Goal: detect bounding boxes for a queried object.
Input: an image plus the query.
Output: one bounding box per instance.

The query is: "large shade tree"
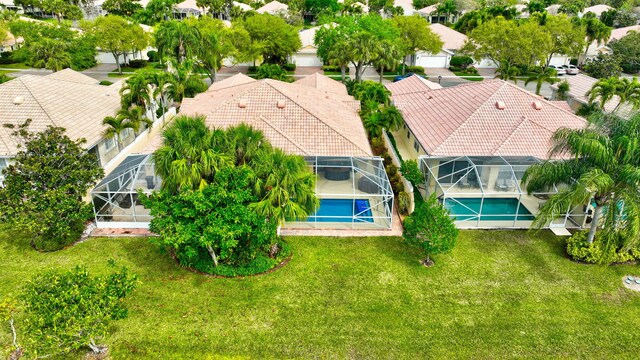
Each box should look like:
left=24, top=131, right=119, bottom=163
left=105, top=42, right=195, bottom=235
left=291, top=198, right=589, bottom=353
left=392, top=15, right=443, bottom=72
left=523, top=114, right=640, bottom=251
left=239, top=13, right=301, bottom=64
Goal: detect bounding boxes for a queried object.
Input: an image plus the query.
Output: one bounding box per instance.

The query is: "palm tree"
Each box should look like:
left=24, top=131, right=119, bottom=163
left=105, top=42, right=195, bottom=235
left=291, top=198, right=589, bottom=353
left=249, top=148, right=319, bottom=225
left=580, top=17, right=611, bottom=65
left=494, top=61, right=521, bottom=84
left=152, top=115, right=232, bottom=193
left=30, top=39, right=71, bottom=72
left=379, top=105, right=404, bottom=131
left=225, top=123, right=271, bottom=165
left=522, top=113, right=640, bottom=250
left=154, top=20, right=201, bottom=64
left=587, top=77, right=620, bottom=110
left=117, top=106, right=153, bottom=134
left=525, top=67, right=558, bottom=95
left=166, top=61, right=208, bottom=104
left=613, top=77, right=640, bottom=113
left=102, top=115, right=139, bottom=151
left=436, top=0, right=458, bottom=23
left=372, top=40, right=402, bottom=83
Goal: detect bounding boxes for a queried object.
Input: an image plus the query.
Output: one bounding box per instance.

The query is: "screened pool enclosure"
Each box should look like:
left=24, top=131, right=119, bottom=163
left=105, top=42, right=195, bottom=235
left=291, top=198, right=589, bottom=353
left=419, top=156, right=588, bottom=229
left=92, top=155, right=393, bottom=230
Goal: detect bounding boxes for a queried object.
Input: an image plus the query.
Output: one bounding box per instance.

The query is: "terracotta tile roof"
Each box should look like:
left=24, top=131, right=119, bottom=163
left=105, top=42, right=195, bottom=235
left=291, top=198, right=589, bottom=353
left=385, top=74, right=442, bottom=95
left=44, top=68, right=100, bottom=85
left=550, top=74, right=636, bottom=117
left=178, top=77, right=372, bottom=157
left=390, top=80, right=588, bottom=159
left=294, top=72, right=350, bottom=96
left=549, top=100, right=574, bottom=113
left=429, top=23, right=467, bottom=51
left=208, top=73, right=256, bottom=91
left=256, top=0, right=288, bottom=13
left=583, top=4, right=613, bottom=16
left=0, top=71, right=121, bottom=157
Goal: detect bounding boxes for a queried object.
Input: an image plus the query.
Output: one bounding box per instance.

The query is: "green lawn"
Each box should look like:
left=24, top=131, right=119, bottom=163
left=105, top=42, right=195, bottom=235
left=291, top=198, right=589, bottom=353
left=0, top=63, right=31, bottom=70
left=1, top=230, right=639, bottom=358
left=454, top=71, right=484, bottom=82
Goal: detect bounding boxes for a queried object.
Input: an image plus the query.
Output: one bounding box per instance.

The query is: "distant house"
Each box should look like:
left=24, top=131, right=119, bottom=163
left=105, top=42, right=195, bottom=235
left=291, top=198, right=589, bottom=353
left=291, top=26, right=324, bottom=67
left=0, top=0, right=23, bottom=13
left=417, top=4, right=459, bottom=24
left=550, top=73, right=637, bottom=118
left=394, top=0, right=416, bottom=16
left=583, top=25, right=640, bottom=61
left=0, top=31, right=22, bottom=53
left=173, top=0, right=203, bottom=18
left=256, top=1, right=288, bottom=15
left=386, top=76, right=589, bottom=230
left=545, top=4, right=561, bottom=15
left=413, top=23, right=466, bottom=68
left=0, top=70, right=130, bottom=181
left=581, top=4, right=614, bottom=18
left=92, top=73, right=394, bottom=230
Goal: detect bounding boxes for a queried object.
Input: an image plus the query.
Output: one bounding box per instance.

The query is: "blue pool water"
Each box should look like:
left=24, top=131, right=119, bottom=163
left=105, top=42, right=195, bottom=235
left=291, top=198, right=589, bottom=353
left=306, top=199, right=373, bottom=223
left=444, top=198, right=534, bottom=221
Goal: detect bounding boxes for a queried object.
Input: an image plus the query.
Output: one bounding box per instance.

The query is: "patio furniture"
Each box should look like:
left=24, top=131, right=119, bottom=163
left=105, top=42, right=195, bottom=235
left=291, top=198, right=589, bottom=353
left=496, top=178, right=508, bottom=192
left=325, top=167, right=351, bottom=181
left=459, top=176, right=471, bottom=189
left=358, top=176, right=378, bottom=194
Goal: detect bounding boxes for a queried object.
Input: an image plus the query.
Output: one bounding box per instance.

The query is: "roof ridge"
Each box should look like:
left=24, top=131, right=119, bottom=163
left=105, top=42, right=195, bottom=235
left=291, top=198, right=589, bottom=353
left=431, top=81, right=504, bottom=154
left=501, top=81, right=588, bottom=123
left=493, top=118, right=551, bottom=155
left=263, top=80, right=372, bottom=156
left=255, top=115, right=312, bottom=156
left=18, top=77, right=58, bottom=127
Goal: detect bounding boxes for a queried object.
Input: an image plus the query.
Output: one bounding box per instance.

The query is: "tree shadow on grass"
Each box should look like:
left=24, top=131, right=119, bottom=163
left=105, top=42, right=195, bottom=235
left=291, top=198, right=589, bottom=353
left=0, top=224, right=34, bottom=253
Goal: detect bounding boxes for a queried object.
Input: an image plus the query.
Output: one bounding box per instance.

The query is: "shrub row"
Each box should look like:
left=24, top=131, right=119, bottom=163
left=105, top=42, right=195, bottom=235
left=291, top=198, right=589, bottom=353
left=371, top=136, right=404, bottom=195
left=566, top=231, right=640, bottom=264
left=322, top=65, right=350, bottom=73
left=450, top=66, right=478, bottom=74
left=128, top=59, right=148, bottom=68
left=450, top=56, right=473, bottom=69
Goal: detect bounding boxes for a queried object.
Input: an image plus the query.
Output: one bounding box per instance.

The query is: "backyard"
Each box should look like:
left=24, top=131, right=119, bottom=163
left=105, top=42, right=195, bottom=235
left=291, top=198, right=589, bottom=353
left=1, top=229, right=639, bottom=358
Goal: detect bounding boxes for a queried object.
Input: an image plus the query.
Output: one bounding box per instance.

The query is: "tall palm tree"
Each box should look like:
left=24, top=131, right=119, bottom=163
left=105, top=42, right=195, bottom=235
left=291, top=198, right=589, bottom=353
left=226, top=123, right=271, bottom=165
left=379, top=105, right=404, bottom=131
left=613, top=77, right=640, bottom=113
left=436, top=0, right=458, bottom=23
left=152, top=115, right=232, bottom=193
left=525, top=67, right=558, bottom=95
left=166, top=61, right=208, bottom=104
left=154, top=20, right=202, bottom=64
left=249, top=148, right=319, bottom=225
left=102, top=115, right=139, bottom=151
left=30, top=39, right=71, bottom=72
left=494, top=61, right=521, bottom=84
left=117, top=106, right=153, bottom=134
left=523, top=113, right=640, bottom=251
left=587, top=77, right=620, bottom=110
left=372, top=40, right=402, bottom=84
left=580, top=17, right=611, bottom=65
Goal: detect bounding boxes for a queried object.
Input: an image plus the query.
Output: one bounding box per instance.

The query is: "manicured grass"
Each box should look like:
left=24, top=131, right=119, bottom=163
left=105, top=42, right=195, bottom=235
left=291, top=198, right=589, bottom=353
left=0, top=63, right=31, bottom=70
left=454, top=71, right=484, bottom=81
left=1, top=230, right=639, bottom=358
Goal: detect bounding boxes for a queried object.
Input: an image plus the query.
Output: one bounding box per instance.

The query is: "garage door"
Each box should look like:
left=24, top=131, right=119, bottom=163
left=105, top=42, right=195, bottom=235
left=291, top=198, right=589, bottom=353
left=294, top=53, right=323, bottom=67
left=416, top=55, right=447, bottom=68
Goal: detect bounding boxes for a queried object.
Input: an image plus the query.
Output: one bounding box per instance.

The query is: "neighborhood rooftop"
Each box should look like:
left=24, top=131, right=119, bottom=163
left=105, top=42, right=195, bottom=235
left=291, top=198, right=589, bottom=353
left=176, top=73, right=372, bottom=157
left=0, top=69, right=121, bottom=157
left=385, top=74, right=442, bottom=95
left=429, top=23, right=467, bottom=51
left=389, top=79, right=588, bottom=159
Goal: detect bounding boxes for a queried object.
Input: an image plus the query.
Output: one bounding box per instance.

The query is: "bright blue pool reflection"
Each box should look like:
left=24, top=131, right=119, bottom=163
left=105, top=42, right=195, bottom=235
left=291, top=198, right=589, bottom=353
left=306, top=199, right=373, bottom=223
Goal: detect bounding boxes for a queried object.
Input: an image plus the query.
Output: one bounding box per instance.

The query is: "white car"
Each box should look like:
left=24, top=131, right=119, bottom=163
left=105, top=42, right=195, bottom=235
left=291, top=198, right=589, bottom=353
left=547, top=65, right=566, bottom=76
left=561, top=64, right=580, bottom=75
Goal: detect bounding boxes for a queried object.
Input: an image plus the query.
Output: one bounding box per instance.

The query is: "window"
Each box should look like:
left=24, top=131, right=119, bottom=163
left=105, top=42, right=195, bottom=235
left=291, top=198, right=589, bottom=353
left=104, top=137, right=116, bottom=151
left=413, top=140, right=420, bottom=152
left=0, top=158, right=8, bottom=183
left=407, top=131, right=410, bottom=139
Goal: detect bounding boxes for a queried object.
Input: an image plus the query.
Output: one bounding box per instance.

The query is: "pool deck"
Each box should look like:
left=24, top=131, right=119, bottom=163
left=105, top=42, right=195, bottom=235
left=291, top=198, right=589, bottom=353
left=280, top=207, right=403, bottom=237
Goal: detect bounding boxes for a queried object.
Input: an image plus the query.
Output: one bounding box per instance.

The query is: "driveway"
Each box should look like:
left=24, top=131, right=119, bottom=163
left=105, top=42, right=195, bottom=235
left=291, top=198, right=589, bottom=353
left=295, top=66, right=322, bottom=76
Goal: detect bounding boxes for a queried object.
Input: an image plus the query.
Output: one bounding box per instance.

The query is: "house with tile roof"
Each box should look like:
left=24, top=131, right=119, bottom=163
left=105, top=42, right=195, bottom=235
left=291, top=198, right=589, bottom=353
left=582, top=4, right=614, bottom=18
left=550, top=73, right=637, bottom=118
left=92, top=73, right=395, bottom=230
left=583, top=25, right=640, bottom=61
left=256, top=0, right=288, bottom=15
left=416, top=3, right=460, bottom=24
left=412, top=23, right=467, bottom=68
left=291, top=25, right=324, bottom=67
left=386, top=77, right=590, bottom=229
left=0, top=70, right=141, bottom=180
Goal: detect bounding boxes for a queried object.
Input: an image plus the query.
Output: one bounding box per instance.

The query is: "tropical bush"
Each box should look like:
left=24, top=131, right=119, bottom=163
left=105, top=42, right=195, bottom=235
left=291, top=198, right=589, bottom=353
left=404, top=65, right=426, bottom=75
left=146, top=50, right=159, bottom=62
left=566, top=231, right=640, bottom=264
left=322, top=65, right=349, bottom=73
left=450, top=56, right=474, bottom=69
left=400, top=159, right=423, bottom=188
left=403, top=194, right=458, bottom=266
left=557, top=80, right=570, bottom=100
left=128, top=59, right=148, bottom=68
left=398, top=191, right=411, bottom=215
left=255, top=63, right=292, bottom=81
left=282, top=63, right=296, bottom=71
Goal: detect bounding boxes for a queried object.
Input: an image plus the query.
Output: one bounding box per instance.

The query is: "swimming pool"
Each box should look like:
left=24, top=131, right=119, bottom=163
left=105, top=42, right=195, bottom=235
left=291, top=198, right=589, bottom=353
left=444, top=198, right=534, bottom=221
left=306, top=199, right=374, bottom=223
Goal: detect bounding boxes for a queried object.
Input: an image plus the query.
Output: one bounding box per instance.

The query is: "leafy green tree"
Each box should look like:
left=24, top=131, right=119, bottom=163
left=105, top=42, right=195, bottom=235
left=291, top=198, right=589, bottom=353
left=372, top=39, right=402, bottom=83
left=132, top=0, right=178, bottom=25
left=0, top=122, right=104, bottom=251
left=102, top=0, right=143, bottom=16
left=166, top=60, right=208, bottom=102
left=412, top=0, right=437, bottom=9
left=255, top=63, right=292, bottom=81
left=609, top=31, right=640, bottom=74
left=351, top=80, right=391, bottom=105
left=19, top=264, right=137, bottom=358
left=435, top=0, right=458, bottom=22
left=83, top=15, right=149, bottom=74
left=526, top=0, right=546, bottom=14
left=454, top=6, right=518, bottom=34
left=525, top=67, right=558, bottom=95
left=249, top=148, right=318, bottom=225
left=541, top=15, right=585, bottom=67
left=315, top=14, right=400, bottom=82
left=403, top=194, right=458, bottom=266
left=523, top=114, right=640, bottom=254
left=392, top=15, right=443, bottom=72
left=68, top=34, right=98, bottom=70
left=559, top=0, right=585, bottom=15
left=240, top=13, right=301, bottom=64
left=152, top=115, right=232, bottom=193
left=28, top=0, right=86, bottom=23
left=154, top=19, right=201, bottom=64
left=304, top=0, right=339, bottom=16
left=143, top=166, right=278, bottom=269
left=28, top=38, right=71, bottom=71
left=400, top=159, right=423, bottom=188
left=556, top=79, right=570, bottom=100
left=468, top=17, right=552, bottom=68
left=583, top=53, right=623, bottom=79
left=600, top=8, right=617, bottom=27
left=613, top=10, right=638, bottom=28
left=188, top=17, right=250, bottom=83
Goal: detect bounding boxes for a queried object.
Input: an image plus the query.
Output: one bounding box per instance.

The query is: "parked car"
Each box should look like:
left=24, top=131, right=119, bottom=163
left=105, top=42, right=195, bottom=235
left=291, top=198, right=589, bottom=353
left=561, top=64, right=579, bottom=75
left=547, top=65, right=566, bottom=76
left=393, top=72, right=425, bottom=82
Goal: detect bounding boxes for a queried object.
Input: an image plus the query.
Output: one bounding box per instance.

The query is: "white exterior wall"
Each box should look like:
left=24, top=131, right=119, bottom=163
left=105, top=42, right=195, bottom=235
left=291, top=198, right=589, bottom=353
left=95, top=47, right=155, bottom=65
